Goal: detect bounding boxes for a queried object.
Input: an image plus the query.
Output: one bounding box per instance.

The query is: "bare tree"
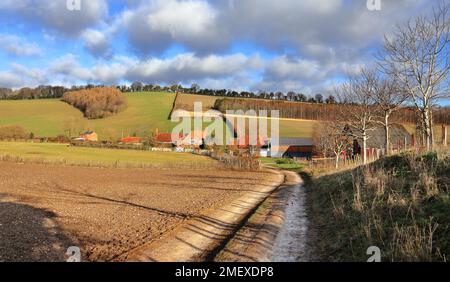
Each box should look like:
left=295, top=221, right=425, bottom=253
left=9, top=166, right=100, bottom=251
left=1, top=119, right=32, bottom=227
left=313, top=121, right=352, bottom=169
left=336, top=69, right=379, bottom=164
left=366, top=70, right=408, bottom=155
left=380, top=2, right=450, bottom=150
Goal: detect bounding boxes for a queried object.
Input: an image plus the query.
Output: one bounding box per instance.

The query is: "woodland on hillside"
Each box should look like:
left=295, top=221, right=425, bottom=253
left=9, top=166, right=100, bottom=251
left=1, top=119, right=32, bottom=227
left=214, top=98, right=450, bottom=125
left=62, top=87, right=127, bottom=119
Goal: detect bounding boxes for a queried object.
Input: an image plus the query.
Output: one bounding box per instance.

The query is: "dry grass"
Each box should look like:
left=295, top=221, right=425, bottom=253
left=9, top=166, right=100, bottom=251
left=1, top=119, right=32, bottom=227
left=306, top=150, right=450, bottom=261
left=173, top=93, right=220, bottom=111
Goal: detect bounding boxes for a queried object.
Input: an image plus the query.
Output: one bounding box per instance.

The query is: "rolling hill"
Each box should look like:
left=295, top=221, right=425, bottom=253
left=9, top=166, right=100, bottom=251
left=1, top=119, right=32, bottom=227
left=0, top=92, right=176, bottom=138
left=2, top=91, right=429, bottom=142
left=0, top=92, right=319, bottom=140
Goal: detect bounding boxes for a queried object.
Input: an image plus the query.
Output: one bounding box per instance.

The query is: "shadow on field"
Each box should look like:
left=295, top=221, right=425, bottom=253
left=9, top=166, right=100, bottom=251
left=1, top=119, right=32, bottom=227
left=0, top=194, right=75, bottom=262
left=49, top=183, right=190, bottom=219
left=160, top=185, right=291, bottom=262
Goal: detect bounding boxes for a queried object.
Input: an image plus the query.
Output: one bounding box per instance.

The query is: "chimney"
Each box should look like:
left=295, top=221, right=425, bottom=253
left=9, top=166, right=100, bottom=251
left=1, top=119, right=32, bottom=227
left=155, top=128, right=159, bottom=136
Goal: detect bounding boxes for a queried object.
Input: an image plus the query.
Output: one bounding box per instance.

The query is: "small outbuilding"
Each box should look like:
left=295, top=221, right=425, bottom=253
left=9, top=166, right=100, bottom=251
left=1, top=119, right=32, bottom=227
left=78, top=131, right=98, bottom=142
left=121, top=136, right=142, bottom=144
left=267, top=137, right=314, bottom=158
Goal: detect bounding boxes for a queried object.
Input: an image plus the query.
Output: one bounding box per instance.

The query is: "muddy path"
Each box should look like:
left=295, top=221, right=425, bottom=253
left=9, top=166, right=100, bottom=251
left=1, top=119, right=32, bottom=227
left=271, top=174, right=308, bottom=261
left=215, top=170, right=311, bottom=262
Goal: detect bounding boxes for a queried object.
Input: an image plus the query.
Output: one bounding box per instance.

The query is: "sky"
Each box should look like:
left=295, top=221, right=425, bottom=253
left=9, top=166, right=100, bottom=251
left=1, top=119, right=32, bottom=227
left=0, top=0, right=444, bottom=97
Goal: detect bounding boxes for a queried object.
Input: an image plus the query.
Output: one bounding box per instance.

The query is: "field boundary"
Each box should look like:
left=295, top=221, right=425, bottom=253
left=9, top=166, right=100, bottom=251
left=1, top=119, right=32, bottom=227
left=122, top=167, right=285, bottom=262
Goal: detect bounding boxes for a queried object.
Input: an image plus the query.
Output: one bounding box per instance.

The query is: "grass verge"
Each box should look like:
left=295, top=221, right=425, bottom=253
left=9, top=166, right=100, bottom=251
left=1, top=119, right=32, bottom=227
left=305, top=150, right=450, bottom=261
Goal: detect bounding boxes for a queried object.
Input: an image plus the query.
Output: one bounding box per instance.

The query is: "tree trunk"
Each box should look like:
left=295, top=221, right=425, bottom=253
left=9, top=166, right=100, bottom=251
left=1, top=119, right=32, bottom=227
left=429, top=109, right=434, bottom=149
left=362, top=132, right=368, bottom=165
left=423, top=109, right=432, bottom=151
left=335, top=153, right=339, bottom=169
left=384, top=113, right=390, bottom=155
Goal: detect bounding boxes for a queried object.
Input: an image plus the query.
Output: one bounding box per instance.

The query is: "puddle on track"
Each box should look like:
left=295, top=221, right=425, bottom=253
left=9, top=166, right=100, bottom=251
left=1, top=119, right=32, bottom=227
left=271, top=182, right=309, bottom=262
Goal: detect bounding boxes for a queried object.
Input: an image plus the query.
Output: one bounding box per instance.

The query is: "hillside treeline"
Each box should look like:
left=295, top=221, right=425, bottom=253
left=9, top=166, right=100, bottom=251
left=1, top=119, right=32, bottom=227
left=214, top=98, right=450, bottom=125
left=1, top=82, right=329, bottom=104
left=0, top=125, right=29, bottom=139
left=0, top=86, right=67, bottom=100
left=62, top=87, right=127, bottom=119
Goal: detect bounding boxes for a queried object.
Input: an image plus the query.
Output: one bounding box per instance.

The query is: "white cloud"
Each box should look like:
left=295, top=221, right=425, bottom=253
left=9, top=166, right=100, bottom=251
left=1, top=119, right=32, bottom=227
left=265, top=56, right=323, bottom=81
left=0, top=0, right=108, bottom=36
left=45, top=52, right=260, bottom=84
left=0, top=0, right=436, bottom=93
left=10, top=63, right=46, bottom=83
left=0, top=34, right=42, bottom=56
left=0, top=71, right=23, bottom=88
left=147, top=0, right=216, bottom=38
left=122, top=0, right=225, bottom=54
left=81, top=29, right=111, bottom=57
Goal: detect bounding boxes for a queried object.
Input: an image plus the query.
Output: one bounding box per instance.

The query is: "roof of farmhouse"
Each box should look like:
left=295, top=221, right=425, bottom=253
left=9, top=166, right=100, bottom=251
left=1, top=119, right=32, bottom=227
left=273, top=137, right=314, bottom=146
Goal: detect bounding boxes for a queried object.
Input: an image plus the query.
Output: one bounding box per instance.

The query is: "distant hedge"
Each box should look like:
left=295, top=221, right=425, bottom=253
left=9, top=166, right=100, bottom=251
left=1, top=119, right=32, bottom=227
left=0, top=125, right=28, bottom=139
left=62, top=87, right=126, bottom=119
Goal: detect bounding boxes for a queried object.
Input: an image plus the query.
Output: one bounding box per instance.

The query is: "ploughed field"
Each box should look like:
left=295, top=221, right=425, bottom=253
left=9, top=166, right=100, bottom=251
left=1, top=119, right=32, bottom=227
left=0, top=162, right=278, bottom=261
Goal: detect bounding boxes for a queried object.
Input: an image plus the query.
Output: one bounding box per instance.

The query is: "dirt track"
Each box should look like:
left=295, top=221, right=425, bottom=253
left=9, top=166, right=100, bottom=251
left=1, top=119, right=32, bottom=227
left=0, top=162, right=278, bottom=262
left=215, top=171, right=310, bottom=262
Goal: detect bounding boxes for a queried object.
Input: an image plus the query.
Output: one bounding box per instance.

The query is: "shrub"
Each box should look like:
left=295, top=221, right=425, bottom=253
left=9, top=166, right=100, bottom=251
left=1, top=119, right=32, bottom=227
left=62, top=87, right=126, bottom=119
left=0, top=125, right=28, bottom=140
left=275, top=158, right=295, bottom=165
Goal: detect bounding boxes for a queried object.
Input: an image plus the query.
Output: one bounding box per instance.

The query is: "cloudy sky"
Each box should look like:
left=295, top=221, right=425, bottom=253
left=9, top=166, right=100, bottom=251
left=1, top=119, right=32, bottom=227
left=0, top=0, right=439, bottom=95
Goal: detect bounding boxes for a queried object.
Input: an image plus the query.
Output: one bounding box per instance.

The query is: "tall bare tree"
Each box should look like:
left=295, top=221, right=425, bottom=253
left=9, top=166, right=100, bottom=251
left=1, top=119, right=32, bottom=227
left=380, top=2, right=450, bottom=150
left=336, top=69, right=379, bottom=164
left=367, top=70, right=408, bottom=155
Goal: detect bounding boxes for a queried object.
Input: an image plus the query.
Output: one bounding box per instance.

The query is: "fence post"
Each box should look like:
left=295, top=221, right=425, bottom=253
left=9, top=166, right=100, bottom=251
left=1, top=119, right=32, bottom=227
left=443, top=125, right=448, bottom=147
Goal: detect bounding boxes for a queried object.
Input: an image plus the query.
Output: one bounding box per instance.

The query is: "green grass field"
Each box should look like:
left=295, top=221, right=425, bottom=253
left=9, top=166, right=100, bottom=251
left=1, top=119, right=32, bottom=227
left=0, top=92, right=317, bottom=140
left=279, top=119, right=317, bottom=138
left=0, top=142, right=215, bottom=167
left=0, top=92, right=177, bottom=138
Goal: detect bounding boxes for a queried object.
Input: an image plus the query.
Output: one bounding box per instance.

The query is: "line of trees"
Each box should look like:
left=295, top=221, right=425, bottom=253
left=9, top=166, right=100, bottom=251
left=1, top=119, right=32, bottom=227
left=0, top=85, right=66, bottom=100
left=314, top=1, right=449, bottom=166
left=1, top=82, right=333, bottom=105
left=214, top=96, right=450, bottom=125
left=122, top=81, right=335, bottom=103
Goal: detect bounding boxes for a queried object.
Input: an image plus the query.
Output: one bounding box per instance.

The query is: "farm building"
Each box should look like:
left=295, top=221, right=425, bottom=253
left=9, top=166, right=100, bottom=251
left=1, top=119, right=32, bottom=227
left=181, top=130, right=208, bottom=146
left=154, top=132, right=186, bottom=146
left=76, top=131, right=98, bottom=142
left=265, top=137, right=314, bottom=158
left=351, top=124, right=413, bottom=158
left=155, top=133, right=175, bottom=145
left=120, top=136, right=142, bottom=144
left=230, top=135, right=268, bottom=149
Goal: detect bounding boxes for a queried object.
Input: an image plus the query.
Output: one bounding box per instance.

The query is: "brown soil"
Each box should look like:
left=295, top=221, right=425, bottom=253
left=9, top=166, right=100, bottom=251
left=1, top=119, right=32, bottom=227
left=0, top=162, right=278, bottom=262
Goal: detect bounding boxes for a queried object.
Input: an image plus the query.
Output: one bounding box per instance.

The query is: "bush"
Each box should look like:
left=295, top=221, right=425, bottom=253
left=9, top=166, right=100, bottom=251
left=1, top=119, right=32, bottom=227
left=62, top=87, right=126, bottom=119
left=275, top=158, right=295, bottom=165
left=0, top=125, right=28, bottom=140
